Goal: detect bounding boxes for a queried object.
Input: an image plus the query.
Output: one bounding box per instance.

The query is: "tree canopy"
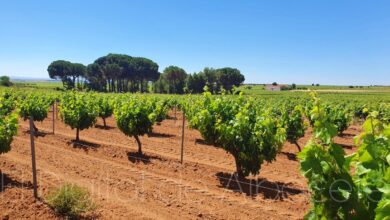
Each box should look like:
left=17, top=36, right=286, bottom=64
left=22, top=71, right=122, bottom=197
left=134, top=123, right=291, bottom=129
left=85, top=54, right=160, bottom=93
left=47, top=60, right=86, bottom=89
left=48, top=54, right=245, bottom=94
left=0, top=76, right=13, bottom=87
left=216, top=67, right=245, bottom=93
left=156, top=66, right=187, bottom=94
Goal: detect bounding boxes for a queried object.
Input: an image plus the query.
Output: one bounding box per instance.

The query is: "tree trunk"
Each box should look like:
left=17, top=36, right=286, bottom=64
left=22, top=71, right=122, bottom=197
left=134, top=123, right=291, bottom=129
left=102, top=117, right=107, bottom=128
left=32, top=121, right=39, bottom=133
left=111, top=79, right=114, bottom=92
left=233, top=153, right=244, bottom=178
left=144, top=81, right=148, bottom=93
left=140, top=79, right=143, bottom=93
left=76, top=128, right=80, bottom=142
left=294, top=141, right=302, bottom=152
left=134, top=135, right=142, bottom=155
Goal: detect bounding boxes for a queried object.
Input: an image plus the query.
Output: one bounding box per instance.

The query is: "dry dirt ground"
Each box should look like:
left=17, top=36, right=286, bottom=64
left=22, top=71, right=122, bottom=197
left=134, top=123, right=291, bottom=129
left=0, top=111, right=361, bottom=220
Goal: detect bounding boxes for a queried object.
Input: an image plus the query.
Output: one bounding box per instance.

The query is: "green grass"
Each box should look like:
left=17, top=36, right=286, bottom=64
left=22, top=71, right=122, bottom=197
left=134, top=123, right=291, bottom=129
left=13, top=81, right=63, bottom=89
left=46, top=183, right=96, bottom=219
left=238, top=84, right=390, bottom=96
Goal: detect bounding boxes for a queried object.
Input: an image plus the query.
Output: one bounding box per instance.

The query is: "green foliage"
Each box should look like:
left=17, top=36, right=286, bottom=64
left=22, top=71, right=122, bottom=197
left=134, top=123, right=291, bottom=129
left=185, top=73, right=206, bottom=94
left=19, top=94, right=52, bottom=121
left=154, top=66, right=244, bottom=94
left=186, top=92, right=238, bottom=145
left=114, top=97, right=155, bottom=137
left=0, top=76, right=13, bottom=87
left=46, top=183, right=96, bottom=219
left=0, top=92, right=18, bottom=154
left=283, top=105, right=306, bottom=150
left=217, top=101, right=285, bottom=176
left=0, top=92, right=16, bottom=115
left=299, top=94, right=390, bottom=219
left=150, top=98, right=169, bottom=123
left=0, top=113, right=18, bottom=154
left=186, top=92, right=285, bottom=177
left=354, top=112, right=390, bottom=219
left=157, top=65, right=188, bottom=94
left=375, top=194, right=390, bottom=220
left=59, top=92, right=98, bottom=140
left=97, top=96, right=113, bottom=119
left=306, top=92, right=351, bottom=135
left=215, top=67, right=245, bottom=93
left=88, top=54, right=159, bottom=93
left=292, top=83, right=297, bottom=89
left=328, top=105, right=351, bottom=134
left=96, top=96, right=113, bottom=127
left=114, top=96, right=159, bottom=154
left=309, top=92, right=338, bottom=144
left=299, top=142, right=364, bottom=219
left=48, top=61, right=86, bottom=90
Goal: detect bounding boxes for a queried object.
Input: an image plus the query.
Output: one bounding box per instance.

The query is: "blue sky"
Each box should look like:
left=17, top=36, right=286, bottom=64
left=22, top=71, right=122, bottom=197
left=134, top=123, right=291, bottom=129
left=0, top=0, right=389, bottom=85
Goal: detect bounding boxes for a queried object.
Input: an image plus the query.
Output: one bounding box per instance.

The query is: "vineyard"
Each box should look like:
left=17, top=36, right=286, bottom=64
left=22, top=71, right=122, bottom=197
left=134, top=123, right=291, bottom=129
left=0, top=88, right=389, bottom=219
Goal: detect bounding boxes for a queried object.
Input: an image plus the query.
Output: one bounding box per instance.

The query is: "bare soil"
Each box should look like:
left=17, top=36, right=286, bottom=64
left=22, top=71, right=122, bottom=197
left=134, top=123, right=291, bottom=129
left=0, top=111, right=361, bottom=219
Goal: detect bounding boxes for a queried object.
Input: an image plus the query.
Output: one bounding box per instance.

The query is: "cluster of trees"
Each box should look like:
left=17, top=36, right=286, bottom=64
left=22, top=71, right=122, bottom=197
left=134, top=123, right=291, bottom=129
left=48, top=54, right=159, bottom=92
left=48, top=53, right=245, bottom=94
left=47, top=61, right=86, bottom=89
left=154, top=67, right=245, bottom=94
left=0, top=76, right=13, bottom=87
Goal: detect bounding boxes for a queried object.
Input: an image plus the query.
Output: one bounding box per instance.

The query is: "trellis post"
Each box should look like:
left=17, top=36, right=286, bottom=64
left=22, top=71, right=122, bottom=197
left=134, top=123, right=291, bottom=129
left=29, top=116, right=38, bottom=199
left=180, top=110, right=185, bottom=164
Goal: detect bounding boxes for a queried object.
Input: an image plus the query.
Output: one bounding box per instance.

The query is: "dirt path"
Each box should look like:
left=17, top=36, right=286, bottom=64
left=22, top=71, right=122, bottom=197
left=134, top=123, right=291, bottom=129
left=0, top=111, right=361, bottom=219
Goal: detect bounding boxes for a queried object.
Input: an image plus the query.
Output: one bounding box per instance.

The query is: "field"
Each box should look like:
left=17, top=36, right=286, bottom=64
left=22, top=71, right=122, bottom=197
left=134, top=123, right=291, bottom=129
left=12, top=80, right=63, bottom=89
left=11, top=80, right=390, bottom=93
left=0, top=88, right=389, bottom=219
left=240, top=84, right=390, bottom=95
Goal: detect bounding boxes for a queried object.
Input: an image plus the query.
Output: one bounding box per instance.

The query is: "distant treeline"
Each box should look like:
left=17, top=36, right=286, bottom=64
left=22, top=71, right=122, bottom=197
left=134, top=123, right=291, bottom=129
left=47, top=53, right=245, bottom=94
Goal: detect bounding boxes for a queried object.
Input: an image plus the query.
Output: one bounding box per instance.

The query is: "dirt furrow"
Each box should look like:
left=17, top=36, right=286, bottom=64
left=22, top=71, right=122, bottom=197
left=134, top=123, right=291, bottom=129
left=20, top=121, right=306, bottom=180
left=11, top=135, right=294, bottom=219
left=1, top=154, right=166, bottom=219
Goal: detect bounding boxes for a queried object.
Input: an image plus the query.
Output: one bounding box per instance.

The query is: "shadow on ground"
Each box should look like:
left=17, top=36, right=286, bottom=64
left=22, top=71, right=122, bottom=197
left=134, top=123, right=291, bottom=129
left=67, top=140, right=101, bottom=150
left=0, top=172, right=34, bottom=192
left=127, top=152, right=163, bottom=164
left=147, top=132, right=175, bottom=138
left=215, top=172, right=306, bottom=200
left=23, top=130, right=50, bottom=138
left=195, top=139, right=214, bottom=146
left=280, top=151, right=298, bottom=161
left=94, top=124, right=115, bottom=130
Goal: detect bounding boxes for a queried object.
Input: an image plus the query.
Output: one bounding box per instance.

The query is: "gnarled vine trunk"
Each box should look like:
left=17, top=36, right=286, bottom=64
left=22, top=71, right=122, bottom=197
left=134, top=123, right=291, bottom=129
left=32, top=121, right=39, bottom=133
left=232, top=153, right=244, bottom=178
left=294, top=141, right=302, bottom=152
left=102, top=117, right=107, bottom=128
left=134, top=135, right=142, bottom=155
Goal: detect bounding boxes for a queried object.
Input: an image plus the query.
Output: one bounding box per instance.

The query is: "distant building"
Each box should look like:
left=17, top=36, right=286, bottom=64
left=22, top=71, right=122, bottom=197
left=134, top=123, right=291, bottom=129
left=265, top=84, right=288, bottom=91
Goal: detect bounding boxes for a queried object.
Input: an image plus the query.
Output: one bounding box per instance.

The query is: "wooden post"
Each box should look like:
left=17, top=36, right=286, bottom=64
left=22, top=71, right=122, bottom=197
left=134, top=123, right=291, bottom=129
left=180, top=110, right=185, bottom=164
left=52, top=103, right=55, bottom=134
left=29, top=116, right=38, bottom=199
left=56, top=101, right=59, bottom=120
